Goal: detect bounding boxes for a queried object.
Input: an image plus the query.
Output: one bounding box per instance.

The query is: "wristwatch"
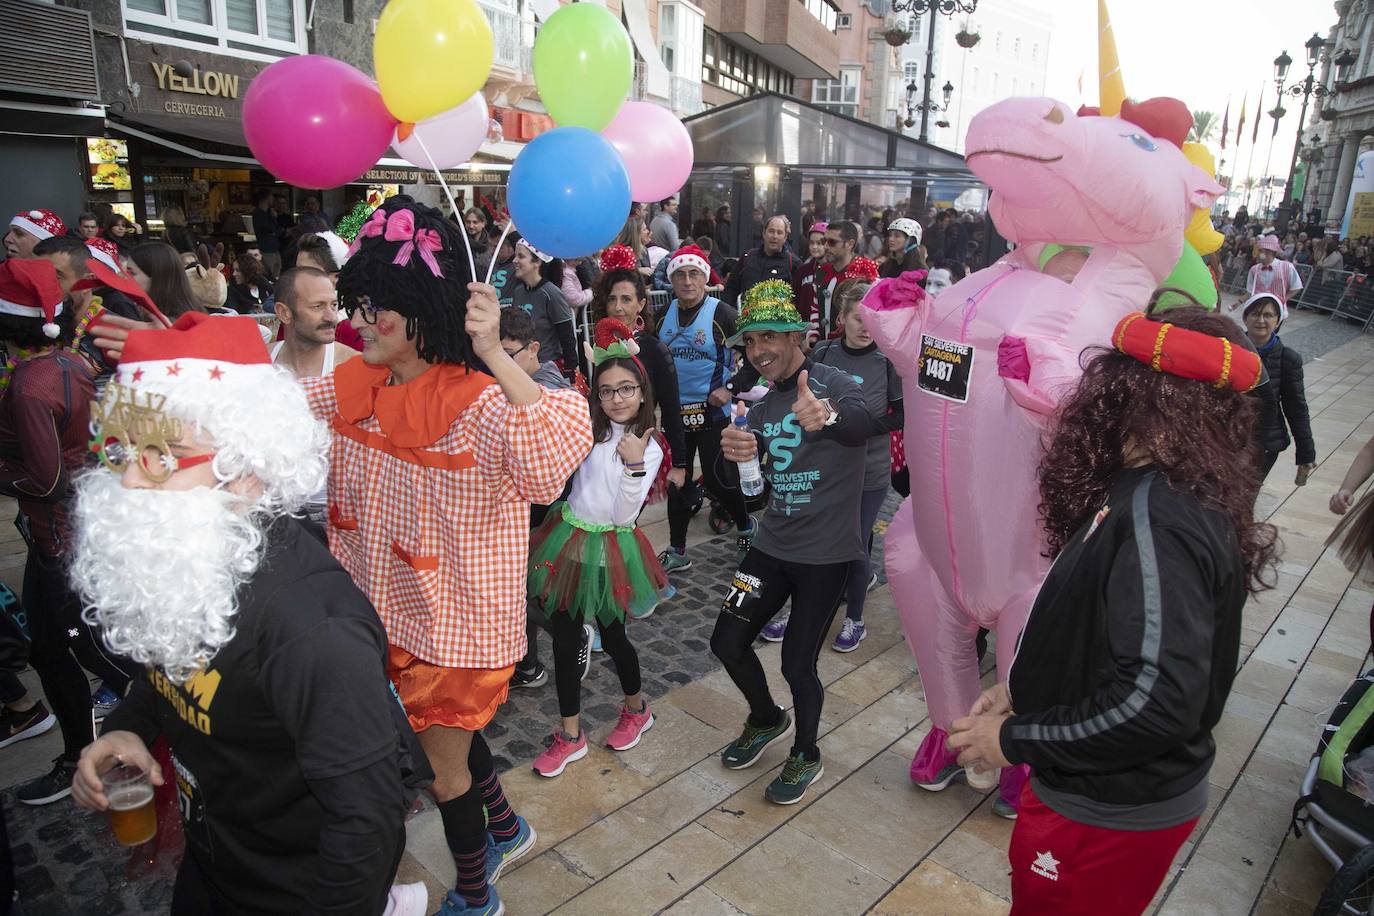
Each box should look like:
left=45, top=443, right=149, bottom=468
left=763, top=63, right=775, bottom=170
left=819, top=397, right=839, bottom=427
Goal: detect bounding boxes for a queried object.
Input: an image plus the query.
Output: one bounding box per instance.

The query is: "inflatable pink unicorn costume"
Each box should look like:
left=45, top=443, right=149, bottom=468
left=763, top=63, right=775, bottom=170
left=861, top=95, right=1223, bottom=808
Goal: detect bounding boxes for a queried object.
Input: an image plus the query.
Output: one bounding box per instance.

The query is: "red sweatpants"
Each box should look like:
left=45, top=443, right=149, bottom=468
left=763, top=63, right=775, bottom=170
left=1009, top=784, right=1196, bottom=915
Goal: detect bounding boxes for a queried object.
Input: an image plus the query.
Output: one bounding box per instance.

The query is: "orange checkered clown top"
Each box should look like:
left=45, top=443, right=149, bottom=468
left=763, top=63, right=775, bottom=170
left=303, top=358, right=593, bottom=669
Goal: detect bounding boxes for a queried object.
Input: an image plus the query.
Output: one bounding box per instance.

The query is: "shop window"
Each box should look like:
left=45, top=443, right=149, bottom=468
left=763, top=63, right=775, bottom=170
left=122, top=0, right=305, bottom=57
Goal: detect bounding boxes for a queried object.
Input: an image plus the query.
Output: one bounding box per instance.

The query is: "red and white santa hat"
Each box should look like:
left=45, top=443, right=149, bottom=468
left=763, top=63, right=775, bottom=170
left=10, top=209, right=65, bottom=241
left=0, top=258, right=65, bottom=338
left=116, top=312, right=273, bottom=391
left=85, top=237, right=122, bottom=273
left=667, top=244, right=711, bottom=277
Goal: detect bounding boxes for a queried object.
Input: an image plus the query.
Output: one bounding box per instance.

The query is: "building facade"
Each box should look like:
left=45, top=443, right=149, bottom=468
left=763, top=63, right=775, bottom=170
left=1312, top=0, right=1374, bottom=233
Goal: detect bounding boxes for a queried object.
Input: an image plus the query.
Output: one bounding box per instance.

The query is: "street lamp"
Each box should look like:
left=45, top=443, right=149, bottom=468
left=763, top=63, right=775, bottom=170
left=906, top=79, right=953, bottom=130
left=1273, top=33, right=1347, bottom=228
left=889, top=0, right=978, bottom=142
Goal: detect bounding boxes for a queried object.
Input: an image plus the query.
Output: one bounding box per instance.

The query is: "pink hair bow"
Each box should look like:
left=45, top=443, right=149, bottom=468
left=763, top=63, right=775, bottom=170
left=385, top=210, right=444, bottom=278
left=346, top=209, right=388, bottom=257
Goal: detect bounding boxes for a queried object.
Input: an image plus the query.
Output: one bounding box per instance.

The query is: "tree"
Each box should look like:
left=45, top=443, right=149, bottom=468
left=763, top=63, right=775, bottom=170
left=1188, top=110, right=1219, bottom=144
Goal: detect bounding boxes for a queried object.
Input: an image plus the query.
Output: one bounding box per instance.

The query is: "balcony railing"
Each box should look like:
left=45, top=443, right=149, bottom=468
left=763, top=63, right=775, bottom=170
left=479, top=0, right=521, bottom=72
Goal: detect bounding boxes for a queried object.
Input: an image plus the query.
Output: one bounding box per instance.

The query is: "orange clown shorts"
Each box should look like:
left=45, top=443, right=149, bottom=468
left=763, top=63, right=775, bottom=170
left=386, top=646, right=514, bottom=732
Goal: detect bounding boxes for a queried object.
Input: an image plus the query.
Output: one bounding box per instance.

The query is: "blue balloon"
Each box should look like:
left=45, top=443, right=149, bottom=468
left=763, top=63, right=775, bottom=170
left=507, top=127, right=631, bottom=259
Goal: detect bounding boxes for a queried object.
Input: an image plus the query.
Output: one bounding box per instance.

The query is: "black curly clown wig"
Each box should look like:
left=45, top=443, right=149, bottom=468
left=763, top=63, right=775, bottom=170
left=335, top=195, right=476, bottom=366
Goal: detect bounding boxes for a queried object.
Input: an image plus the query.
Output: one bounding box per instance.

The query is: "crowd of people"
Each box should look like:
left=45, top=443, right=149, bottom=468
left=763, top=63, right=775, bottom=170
left=0, top=187, right=1363, bottom=916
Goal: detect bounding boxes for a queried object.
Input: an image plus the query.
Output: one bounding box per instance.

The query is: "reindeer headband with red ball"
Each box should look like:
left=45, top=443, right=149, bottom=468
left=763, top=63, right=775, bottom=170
left=584, top=317, right=647, bottom=379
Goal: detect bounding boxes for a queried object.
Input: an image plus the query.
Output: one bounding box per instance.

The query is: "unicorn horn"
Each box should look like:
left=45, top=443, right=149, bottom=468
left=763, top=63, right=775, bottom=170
left=1098, top=0, right=1126, bottom=117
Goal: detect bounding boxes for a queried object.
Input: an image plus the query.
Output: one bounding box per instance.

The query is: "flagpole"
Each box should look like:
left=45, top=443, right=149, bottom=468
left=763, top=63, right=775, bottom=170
left=1257, top=128, right=1277, bottom=216
left=1244, top=128, right=1262, bottom=212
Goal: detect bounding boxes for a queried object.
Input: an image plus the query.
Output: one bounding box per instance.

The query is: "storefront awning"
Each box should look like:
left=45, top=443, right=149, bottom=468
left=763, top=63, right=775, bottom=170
left=684, top=92, right=974, bottom=178
left=0, top=98, right=107, bottom=139
left=107, top=110, right=258, bottom=165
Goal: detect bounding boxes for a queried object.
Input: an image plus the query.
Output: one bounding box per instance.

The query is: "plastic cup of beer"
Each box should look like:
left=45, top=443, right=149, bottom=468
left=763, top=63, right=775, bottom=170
left=103, top=763, right=156, bottom=846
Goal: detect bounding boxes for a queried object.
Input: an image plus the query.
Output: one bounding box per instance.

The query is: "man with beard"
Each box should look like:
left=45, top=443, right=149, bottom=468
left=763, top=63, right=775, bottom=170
left=805, top=221, right=859, bottom=345
left=70, top=313, right=431, bottom=915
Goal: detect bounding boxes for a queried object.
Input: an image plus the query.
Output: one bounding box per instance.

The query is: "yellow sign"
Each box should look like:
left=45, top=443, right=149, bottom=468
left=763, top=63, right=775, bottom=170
left=149, top=61, right=240, bottom=99
left=1350, top=192, right=1374, bottom=238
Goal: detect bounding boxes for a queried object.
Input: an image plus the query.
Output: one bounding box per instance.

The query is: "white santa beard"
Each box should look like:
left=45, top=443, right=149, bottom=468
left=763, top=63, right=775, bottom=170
left=70, top=472, right=267, bottom=685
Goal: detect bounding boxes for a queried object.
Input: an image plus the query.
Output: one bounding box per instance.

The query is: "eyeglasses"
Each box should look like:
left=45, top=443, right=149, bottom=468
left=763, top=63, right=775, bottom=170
left=596, top=383, right=641, bottom=402
left=96, top=438, right=216, bottom=484
left=503, top=343, right=529, bottom=359
left=340, top=294, right=381, bottom=325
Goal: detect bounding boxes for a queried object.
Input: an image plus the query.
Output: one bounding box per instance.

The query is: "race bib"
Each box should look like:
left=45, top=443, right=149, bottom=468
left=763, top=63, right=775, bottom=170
left=917, top=335, right=974, bottom=403
left=680, top=401, right=709, bottom=430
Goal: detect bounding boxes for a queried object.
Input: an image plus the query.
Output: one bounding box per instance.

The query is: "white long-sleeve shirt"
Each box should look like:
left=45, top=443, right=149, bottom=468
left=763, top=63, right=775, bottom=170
left=567, top=422, right=664, bottom=528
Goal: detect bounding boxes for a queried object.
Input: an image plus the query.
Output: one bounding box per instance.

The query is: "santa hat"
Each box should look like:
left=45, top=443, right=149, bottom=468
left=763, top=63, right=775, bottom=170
left=85, top=238, right=122, bottom=273
left=10, top=208, right=65, bottom=241
left=71, top=259, right=168, bottom=328
left=517, top=237, right=552, bottom=263
left=101, top=313, right=326, bottom=504
left=667, top=244, right=711, bottom=278
left=600, top=245, right=638, bottom=273
left=0, top=258, right=65, bottom=338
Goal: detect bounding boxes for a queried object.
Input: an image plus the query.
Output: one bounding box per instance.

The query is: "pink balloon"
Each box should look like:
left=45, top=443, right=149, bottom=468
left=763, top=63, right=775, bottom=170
left=601, top=101, right=693, bottom=203
left=243, top=55, right=396, bottom=188
left=394, top=93, right=489, bottom=170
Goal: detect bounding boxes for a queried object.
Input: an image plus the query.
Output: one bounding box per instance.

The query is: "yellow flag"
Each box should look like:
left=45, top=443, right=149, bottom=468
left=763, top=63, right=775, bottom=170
left=1098, top=0, right=1125, bottom=116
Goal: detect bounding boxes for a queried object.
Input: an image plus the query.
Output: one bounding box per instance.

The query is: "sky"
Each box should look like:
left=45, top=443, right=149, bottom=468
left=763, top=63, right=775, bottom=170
left=1008, top=0, right=1340, bottom=195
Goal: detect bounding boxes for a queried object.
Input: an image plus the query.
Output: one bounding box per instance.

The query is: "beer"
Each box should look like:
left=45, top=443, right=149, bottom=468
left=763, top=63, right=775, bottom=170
left=103, top=765, right=157, bottom=846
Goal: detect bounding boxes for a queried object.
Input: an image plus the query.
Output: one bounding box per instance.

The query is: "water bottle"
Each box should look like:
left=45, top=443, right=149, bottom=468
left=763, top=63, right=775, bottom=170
left=734, top=413, right=765, bottom=497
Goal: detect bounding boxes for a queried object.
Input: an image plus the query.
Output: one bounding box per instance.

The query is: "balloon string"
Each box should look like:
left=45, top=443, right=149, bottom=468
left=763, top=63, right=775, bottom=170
left=412, top=132, right=477, bottom=283
left=485, top=220, right=514, bottom=287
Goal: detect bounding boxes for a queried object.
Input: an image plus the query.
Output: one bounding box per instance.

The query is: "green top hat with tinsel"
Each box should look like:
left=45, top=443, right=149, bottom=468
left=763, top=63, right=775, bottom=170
left=726, top=279, right=810, bottom=346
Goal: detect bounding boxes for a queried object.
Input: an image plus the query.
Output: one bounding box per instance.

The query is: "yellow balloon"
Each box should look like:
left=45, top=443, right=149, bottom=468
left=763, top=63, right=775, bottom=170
left=375, top=0, right=493, bottom=124
left=1182, top=142, right=1224, bottom=255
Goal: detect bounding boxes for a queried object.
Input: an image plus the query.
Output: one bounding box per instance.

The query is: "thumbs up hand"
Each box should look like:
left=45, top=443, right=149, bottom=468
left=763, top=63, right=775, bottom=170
left=792, top=369, right=830, bottom=432
left=618, top=427, right=656, bottom=465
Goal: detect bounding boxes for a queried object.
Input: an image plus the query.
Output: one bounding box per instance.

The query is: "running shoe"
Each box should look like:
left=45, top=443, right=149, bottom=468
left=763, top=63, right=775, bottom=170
left=16, top=755, right=78, bottom=806
left=764, top=753, right=824, bottom=805
left=759, top=612, right=789, bottom=643
left=509, top=662, right=547, bottom=689
left=486, top=815, right=537, bottom=884
left=385, top=881, right=428, bottom=916
left=992, top=796, right=1019, bottom=820
left=0, top=701, right=55, bottom=750
left=736, top=518, right=756, bottom=560
left=532, top=731, right=587, bottom=778
left=91, top=684, right=121, bottom=723
left=606, top=704, right=654, bottom=751
left=912, top=762, right=964, bottom=792
left=721, top=707, right=793, bottom=770
left=832, top=618, right=867, bottom=653
left=658, top=548, right=692, bottom=572
left=590, top=627, right=603, bottom=654
left=436, top=887, right=503, bottom=916
left=578, top=624, right=594, bottom=680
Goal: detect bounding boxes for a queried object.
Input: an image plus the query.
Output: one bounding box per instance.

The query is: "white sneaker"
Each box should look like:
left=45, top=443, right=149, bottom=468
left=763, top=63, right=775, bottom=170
left=383, top=882, right=428, bottom=916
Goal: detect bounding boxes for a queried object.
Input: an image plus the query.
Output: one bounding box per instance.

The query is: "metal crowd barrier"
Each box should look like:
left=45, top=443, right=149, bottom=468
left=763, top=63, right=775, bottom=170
left=1218, top=261, right=1374, bottom=331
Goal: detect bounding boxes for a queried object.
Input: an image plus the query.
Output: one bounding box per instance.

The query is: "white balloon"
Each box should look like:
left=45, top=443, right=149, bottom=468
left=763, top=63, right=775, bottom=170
left=394, top=93, right=489, bottom=170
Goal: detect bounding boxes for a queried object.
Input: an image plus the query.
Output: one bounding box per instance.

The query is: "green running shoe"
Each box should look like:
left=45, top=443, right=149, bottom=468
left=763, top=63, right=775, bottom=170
left=764, top=753, right=824, bottom=806
left=721, top=707, right=793, bottom=770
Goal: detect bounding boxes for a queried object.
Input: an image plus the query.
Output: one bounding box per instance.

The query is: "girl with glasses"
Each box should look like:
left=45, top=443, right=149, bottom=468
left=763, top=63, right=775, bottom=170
left=527, top=318, right=671, bottom=777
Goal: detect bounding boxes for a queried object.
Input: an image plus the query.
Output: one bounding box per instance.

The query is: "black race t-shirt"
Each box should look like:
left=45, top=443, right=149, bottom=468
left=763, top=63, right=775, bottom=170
left=105, top=518, right=426, bottom=913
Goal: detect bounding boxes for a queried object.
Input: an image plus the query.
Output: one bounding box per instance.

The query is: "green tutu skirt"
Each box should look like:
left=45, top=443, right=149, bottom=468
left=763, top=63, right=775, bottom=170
left=528, top=502, right=670, bottom=626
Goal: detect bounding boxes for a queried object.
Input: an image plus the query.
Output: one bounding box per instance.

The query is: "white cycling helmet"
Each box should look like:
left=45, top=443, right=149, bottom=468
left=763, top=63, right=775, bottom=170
left=888, top=217, right=922, bottom=245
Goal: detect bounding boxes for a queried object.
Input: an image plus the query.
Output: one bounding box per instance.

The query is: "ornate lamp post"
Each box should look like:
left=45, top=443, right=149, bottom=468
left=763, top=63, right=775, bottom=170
left=889, top=0, right=979, bottom=142
left=906, top=79, right=953, bottom=130
left=1273, top=34, right=1355, bottom=227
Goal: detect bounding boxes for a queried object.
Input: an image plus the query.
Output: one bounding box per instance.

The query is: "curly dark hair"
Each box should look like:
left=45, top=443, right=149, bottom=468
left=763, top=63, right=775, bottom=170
left=336, top=195, right=475, bottom=366
left=1037, top=306, right=1278, bottom=593
left=591, top=268, right=649, bottom=324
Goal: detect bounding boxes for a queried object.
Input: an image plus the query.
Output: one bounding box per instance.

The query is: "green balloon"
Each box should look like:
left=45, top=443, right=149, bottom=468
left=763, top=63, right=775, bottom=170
left=1154, top=242, right=1218, bottom=311
left=532, top=4, right=633, bottom=131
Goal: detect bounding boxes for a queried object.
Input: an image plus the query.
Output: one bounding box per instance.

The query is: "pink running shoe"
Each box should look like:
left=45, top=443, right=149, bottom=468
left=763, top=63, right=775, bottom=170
left=533, top=730, right=587, bottom=777
left=909, top=727, right=962, bottom=789
left=606, top=704, right=654, bottom=751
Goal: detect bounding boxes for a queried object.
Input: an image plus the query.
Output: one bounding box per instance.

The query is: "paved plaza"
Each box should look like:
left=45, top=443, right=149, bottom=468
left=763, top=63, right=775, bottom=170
left=4, top=309, right=1374, bottom=914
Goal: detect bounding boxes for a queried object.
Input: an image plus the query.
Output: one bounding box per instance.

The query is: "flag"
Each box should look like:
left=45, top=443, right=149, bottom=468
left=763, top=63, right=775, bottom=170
left=1220, top=99, right=1230, bottom=150
left=1252, top=85, right=1263, bottom=143
left=1235, top=93, right=1246, bottom=148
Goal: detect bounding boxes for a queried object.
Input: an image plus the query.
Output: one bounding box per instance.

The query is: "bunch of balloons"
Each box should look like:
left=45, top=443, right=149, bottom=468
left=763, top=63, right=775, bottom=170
left=242, top=0, right=694, bottom=260
left=509, top=3, right=693, bottom=257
